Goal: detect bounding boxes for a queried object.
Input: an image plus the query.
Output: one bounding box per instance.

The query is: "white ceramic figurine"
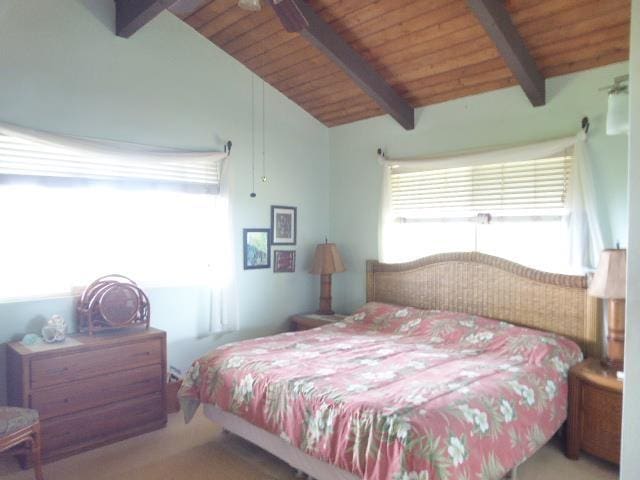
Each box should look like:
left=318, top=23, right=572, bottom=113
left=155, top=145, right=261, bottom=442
left=41, top=314, right=67, bottom=343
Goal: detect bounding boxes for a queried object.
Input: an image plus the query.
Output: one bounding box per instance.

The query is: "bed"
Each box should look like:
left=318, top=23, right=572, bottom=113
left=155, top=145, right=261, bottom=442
left=179, top=252, right=600, bottom=480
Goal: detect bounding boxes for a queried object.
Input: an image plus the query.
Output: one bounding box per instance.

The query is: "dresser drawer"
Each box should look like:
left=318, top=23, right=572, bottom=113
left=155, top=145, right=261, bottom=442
left=30, top=339, right=161, bottom=389
left=31, top=363, right=163, bottom=420
left=580, top=382, right=622, bottom=463
left=41, top=392, right=164, bottom=453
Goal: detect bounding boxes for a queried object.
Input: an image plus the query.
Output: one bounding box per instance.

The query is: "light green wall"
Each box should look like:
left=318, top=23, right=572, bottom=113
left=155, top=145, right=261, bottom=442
left=0, top=0, right=330, bottom=403
left=329, top=62, right=630, bottom=314
left=620, top=0, right=639, bottom=477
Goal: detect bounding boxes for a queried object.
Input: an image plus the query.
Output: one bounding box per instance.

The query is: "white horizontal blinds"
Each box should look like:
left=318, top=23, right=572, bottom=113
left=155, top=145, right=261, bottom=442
left=0, top=130, right=222, bottom=193
left=390, top=154, right=572, bottom=219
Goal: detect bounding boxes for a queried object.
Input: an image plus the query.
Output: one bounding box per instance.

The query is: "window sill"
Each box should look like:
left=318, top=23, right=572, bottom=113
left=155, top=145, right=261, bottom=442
left=0, top=282, right=214, bottom=304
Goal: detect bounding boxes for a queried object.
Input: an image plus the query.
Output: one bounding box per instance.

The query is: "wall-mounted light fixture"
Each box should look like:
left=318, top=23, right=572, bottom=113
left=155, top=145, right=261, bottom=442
left=603, top=75, right=629, bottom=136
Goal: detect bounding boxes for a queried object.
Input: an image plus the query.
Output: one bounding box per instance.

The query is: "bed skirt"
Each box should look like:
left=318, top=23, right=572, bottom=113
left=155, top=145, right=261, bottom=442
left=203, top=404, right=359, bottom=480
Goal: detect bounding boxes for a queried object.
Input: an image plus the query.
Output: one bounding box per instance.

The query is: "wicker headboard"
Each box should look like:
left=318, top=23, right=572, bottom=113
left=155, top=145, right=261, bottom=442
left=366, top=252, right=600, bottom=356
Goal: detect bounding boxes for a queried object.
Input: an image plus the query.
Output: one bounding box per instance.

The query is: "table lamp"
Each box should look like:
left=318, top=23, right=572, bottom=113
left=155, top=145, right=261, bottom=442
left=310, top=240, right=345, bottom=315
left=588, top=248, right=627, bottom=371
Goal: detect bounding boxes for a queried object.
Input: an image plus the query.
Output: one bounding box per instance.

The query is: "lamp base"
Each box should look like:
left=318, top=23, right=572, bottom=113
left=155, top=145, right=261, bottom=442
left=602, top=298, right=625, bottom=371
left=601, top=357, right=624, bottom=372
left=318, top=274, right=333, bottom=316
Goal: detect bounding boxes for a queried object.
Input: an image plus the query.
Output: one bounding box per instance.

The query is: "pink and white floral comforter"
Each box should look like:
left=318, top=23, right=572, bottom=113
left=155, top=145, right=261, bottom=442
left=179, top=302, right=583, bottom=480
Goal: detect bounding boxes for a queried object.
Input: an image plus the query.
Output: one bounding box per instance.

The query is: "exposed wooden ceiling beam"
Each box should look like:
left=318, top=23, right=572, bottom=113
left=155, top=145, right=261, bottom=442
left=267, top=0, right=414, bottom=130
left=115, top=0, right=177, bottom=38
left=466, top=0, right=545, bottom=106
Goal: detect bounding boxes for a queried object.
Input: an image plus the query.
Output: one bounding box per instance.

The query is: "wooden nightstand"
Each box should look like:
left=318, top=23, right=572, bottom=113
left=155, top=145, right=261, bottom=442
left=289, top=313, right=347, bottom=331
left=566, top=357, right=623, bottom=464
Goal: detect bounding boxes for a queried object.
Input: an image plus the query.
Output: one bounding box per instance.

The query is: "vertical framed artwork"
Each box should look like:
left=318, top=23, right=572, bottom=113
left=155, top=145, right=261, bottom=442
left=271, top=205, right=297, bottom=245
left=273, top=250, right=296, bottom=273
left=243, top=228, right=271, bottom=270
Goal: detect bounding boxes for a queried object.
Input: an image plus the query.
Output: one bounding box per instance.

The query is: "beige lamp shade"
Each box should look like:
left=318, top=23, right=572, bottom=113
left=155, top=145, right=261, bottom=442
left=310, top=243, right=346, bottom=275
left=589, top=248, right=627, bottom=299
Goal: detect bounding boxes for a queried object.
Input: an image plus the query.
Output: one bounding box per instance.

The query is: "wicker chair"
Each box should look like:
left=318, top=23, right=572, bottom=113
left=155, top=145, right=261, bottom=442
left=0, top=407, right=44, bottom=480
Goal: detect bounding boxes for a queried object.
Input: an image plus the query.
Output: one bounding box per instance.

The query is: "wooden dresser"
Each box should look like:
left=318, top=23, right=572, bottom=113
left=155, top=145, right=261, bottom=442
left=7, top=327, right=167, bottom=465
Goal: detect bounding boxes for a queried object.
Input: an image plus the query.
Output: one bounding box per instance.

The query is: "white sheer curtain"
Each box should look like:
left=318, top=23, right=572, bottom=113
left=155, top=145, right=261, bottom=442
left=378, top=162, right=394, bottom=262
left=0, top=121, right=228, bottom=162
left=208, top=158, right=238, bottom=334
left=567, top=131, right=605, bottom=270
left=378, top=132, right=604, bottom=272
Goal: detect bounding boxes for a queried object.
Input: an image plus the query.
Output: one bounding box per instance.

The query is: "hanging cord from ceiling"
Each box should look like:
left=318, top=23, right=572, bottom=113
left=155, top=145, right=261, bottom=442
left=250, top=74, right=257, bottom=198
left=261, top=78, right=267, bottom=183
left=261, top=37, right=267, bottom=183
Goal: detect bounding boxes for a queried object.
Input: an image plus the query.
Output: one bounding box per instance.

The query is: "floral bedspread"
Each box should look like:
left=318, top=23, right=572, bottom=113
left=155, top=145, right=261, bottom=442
left=179, top=302, right=583, bottom=480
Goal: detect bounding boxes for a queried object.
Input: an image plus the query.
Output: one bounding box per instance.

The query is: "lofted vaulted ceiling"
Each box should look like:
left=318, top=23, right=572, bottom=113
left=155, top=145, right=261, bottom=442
left=166, top=0, right=630, bottom=128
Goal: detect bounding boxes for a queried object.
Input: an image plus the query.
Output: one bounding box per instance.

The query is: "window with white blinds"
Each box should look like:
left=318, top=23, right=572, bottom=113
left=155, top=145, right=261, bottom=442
left=0, top=130, right=225, bottom=193
left=0, top=124, right=231, bottom=300
left=390, top=154, right=572, bottom=219
left=383, top=151, right=576, bottom=273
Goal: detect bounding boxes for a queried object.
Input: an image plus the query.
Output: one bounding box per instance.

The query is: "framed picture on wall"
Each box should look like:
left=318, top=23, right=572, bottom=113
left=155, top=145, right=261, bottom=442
left=271, top=205, right=297, bottom=245
left=243, top=228, right=271, bottom=270
left=273, top=250, right=296, bottom=273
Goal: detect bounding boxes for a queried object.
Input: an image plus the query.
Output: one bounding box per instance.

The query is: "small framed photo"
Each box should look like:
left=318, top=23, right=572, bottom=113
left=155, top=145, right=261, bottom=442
left=274, top=250, right=296, bottom=273
left=271, top=205, right=297, bottom=245
left=243, top=228, right=271, bottom=270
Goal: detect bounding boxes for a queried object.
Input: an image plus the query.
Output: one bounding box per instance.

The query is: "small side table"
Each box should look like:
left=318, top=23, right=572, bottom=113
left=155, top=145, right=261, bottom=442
left=566, top=357, right=623, bottom=464
left=289, top=313, right=346, bottom=331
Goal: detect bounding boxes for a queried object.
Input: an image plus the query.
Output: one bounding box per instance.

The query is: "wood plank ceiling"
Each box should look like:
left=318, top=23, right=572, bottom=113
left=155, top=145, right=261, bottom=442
left=170, top=0, right=631, bottom=128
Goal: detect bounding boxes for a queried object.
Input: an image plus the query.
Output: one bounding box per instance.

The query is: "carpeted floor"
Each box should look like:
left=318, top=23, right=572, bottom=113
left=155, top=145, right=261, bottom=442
left=0, top=411, right=619, bottom=480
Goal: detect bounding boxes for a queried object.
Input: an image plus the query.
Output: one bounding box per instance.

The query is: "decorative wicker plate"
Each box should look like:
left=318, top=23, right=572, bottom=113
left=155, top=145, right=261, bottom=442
left=98, top=283, right=141, bottom=327
left=77, top=274, right=150, bottom=335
